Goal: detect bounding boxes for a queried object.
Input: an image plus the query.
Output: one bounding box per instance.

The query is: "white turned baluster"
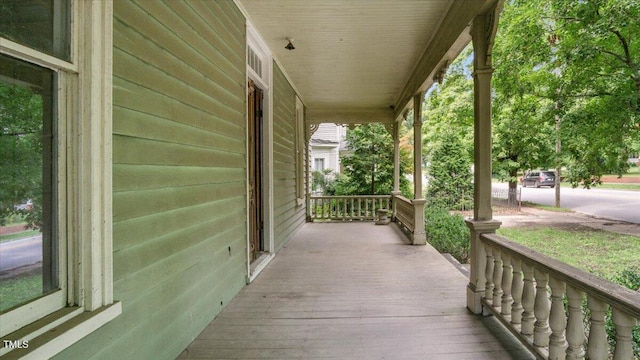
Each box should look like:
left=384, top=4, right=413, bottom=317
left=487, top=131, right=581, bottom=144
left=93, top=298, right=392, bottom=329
left=350, top=198, right=354, bottom=218
left=511, top=258, right=523, bottom=325
left=565, top=286, right=585, bottom=359
left=521, top=263, right=536, bottom=337
left=492, top=248, right=503, bottom=308
left=365, top=199, right=369, bottom=217
left=548, top=276, right=567, bottom=359
left=342, top=199, right=346, bottom=220
left=587, top=296, right=608, bottom=360
left=612, top=308, right=637, bottom=360
left=533, top=268, right=550, bottom=347
left=484, top=243, right=494, bottom=302
left=501, top=253, right=513, bottom=316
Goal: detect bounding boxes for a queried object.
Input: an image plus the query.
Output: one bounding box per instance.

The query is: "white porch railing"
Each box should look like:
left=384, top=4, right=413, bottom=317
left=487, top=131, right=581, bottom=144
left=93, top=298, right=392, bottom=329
left=393, top=195, right=414, bottom=232
left=391, top=194, right=426, bottom=245
left=479, top=232, right=640, bottom=360
left=308, top=195, right=391, bottom=221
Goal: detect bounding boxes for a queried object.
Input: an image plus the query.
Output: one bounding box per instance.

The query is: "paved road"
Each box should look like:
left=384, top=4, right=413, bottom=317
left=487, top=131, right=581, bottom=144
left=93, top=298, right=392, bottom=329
left=518, top=186, right=640, bottom=224
left=0, top=234, right=42, bottom=272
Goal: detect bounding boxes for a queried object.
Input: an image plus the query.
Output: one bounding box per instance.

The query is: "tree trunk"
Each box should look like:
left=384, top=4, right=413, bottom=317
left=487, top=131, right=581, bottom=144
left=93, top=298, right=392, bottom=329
left=555, top=105, right=562, bottom=208
left=508, top=168, right=519, bottom=206
left=371, top=144, right=375, bottom=194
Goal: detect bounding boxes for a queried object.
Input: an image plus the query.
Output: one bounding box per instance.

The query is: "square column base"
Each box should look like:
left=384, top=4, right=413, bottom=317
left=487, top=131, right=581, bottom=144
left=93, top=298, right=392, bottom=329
left=465, top=219, right=501, bottom=314
left=411, top=199, right=426, bottom=245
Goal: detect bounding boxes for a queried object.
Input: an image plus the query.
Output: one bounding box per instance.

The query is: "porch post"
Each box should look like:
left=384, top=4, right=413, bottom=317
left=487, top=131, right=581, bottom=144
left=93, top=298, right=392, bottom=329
left=412, top=92, right=426, bottom=245
left=391, top=120, right=401, bottom=221
left=413, top=93, right=424, bottom=199
left=392, top=121, right=400, bottom=194
left=306, top=124, right=319, bottom=222
left=466, top=3, right=503, bottom=314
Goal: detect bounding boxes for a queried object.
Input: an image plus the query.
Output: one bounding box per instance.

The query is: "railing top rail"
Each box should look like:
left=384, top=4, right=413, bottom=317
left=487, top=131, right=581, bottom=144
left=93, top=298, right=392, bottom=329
left=393, top=195, right=412, bottom=203
left=309, top=195, right=392, bottom=199
left=481, top=233, right=640, bottom=319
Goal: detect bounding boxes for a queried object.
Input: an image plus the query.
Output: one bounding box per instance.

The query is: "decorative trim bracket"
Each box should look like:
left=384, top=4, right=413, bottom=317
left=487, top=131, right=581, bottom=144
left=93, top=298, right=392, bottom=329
left=472, top=1, right=504, bottom=70
left=433, top=60, right=449, bottom=85
left=384, top=122, right=397, bottom=140
left=306, top=123, right=319, bottom=140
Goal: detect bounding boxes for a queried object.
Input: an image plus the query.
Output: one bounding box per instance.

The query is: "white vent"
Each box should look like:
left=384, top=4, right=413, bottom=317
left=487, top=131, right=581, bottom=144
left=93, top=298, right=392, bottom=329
left=247, top=46, right=262, bottom=78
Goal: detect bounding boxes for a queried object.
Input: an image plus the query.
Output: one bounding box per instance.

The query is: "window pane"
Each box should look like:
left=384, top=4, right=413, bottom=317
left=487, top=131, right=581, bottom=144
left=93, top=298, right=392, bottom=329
left=0, top=0, right=71, bottom=61
left=0, top=54, right=57, bottom=312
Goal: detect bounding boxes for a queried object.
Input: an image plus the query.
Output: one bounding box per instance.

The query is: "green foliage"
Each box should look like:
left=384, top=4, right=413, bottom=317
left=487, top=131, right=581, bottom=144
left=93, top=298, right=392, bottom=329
left=0, top=80, right=44, bottom=228
left=337, top=124, right=411, bottom=195
left=490, top=0, right=640, bottom=190
left=312, top=169, right=334, bottom=192
left=426, top=131, right=473, bottom=211
left=424, top=206, right=470, bottom=263
left=555, top=0, right=640, bottom=184
left=615, top=268, right=640, bottom=293
left=324, top=173, right=351, bottom=196
left=607, top=268, right=640, bottom=358
left=492, top=0, right=557, bottom=190
left=424, top=45, right=474, bottom=158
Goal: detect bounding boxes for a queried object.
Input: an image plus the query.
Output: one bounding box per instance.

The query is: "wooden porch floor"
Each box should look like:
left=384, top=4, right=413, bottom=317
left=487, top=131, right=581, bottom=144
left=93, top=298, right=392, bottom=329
left=178, top=223, right=534, bottom=359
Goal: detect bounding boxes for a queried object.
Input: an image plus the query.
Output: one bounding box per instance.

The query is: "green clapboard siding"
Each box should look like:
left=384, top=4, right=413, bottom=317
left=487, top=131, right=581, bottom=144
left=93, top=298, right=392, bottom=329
left=272, top=62, right=306, bottom=251
left=53, top=1, right=247, bottom=360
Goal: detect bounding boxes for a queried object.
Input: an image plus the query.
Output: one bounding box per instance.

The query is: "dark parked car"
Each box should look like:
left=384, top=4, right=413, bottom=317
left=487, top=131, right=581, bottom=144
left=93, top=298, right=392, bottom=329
left=522, top=171, right=556, bottom=188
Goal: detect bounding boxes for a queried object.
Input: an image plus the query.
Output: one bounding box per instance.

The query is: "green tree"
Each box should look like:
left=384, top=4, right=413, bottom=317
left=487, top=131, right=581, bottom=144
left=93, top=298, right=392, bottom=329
left=491, top=0, right=640, bottom=209
left=550, top=0, right=640, bottom=187
left=335, top=123, right=410, bottom=196
left=0, top=81, right=44, bottom=228
left=312, top=169, right=334, bottom=193
left=492, top=0, right=557, bottom=202
left=424, top=45, right=474, bottom=161
left=427, top=131, right=473, bottom=210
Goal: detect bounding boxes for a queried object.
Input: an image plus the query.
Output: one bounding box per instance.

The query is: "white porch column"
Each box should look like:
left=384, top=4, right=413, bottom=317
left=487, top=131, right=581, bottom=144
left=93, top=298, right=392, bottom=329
left=391, top=120, right=401, bottom=221
left=413, top=93, right=424, bottom=199
left=392, top=121, right=400, bottom=194
left=305, top=124, right=319, bottom=222
left=412, top=93, right=426, bottom=245
left=466, top=3, right=504, bottom=314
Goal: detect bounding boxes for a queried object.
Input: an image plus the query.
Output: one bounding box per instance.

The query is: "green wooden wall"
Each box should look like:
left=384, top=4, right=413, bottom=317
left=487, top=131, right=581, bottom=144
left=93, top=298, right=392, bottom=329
left=272, top=63, right=306, bottom=251
left=54, top=1, right=248, bottom=359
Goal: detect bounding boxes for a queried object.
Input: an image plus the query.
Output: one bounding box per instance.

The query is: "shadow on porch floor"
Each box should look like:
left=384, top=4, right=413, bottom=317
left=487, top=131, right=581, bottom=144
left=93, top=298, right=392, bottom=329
left=178, top=222, right=534, bottom=359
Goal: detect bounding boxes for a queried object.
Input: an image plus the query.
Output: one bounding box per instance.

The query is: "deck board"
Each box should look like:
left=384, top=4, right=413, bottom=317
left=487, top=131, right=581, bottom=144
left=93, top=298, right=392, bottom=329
left=178, top=223, right=534, bottom=359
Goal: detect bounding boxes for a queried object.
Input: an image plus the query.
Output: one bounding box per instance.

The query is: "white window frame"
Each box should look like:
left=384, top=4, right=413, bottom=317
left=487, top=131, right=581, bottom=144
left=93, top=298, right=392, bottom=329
left=0, top=1, right=120, bottom=358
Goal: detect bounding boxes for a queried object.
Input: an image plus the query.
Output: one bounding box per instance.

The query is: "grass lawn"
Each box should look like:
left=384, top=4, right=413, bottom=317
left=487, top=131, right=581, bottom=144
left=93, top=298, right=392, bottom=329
left=0, top=273, right=43, bottom=312
left=560, top=182, right=640, bottom=191
left=627, top=166, right=640, bottom=175
left=497, top=226, right=640, bottom=279
left=521, top=201, right=573, bottom=213
left=0, top=230, right=41, bottom=243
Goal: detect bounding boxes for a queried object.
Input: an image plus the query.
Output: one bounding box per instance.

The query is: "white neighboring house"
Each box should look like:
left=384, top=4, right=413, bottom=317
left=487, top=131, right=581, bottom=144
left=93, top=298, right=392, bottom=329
left=310, top=123, right=347, bottom=176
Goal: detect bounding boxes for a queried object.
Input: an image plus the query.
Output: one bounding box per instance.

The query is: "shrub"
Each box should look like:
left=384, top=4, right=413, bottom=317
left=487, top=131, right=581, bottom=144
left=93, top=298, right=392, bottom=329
left=424, top=206, right=470, bottom=263
left=426, top=131, right=473, bottom=210
left=312, top=169, right=335, bottom=193
left=581, top=268, right=640, bottom=358
left=607, top=268, right=640, bottom=358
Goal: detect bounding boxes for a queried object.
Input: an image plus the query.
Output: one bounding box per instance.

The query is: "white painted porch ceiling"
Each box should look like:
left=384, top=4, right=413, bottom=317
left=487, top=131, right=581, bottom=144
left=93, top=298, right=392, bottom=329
left=238, top=0, right=484, bottom=123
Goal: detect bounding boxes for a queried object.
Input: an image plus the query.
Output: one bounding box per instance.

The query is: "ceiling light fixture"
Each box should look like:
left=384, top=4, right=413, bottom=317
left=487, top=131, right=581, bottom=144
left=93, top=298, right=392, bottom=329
left=285, top=38, right=295, bottom=51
